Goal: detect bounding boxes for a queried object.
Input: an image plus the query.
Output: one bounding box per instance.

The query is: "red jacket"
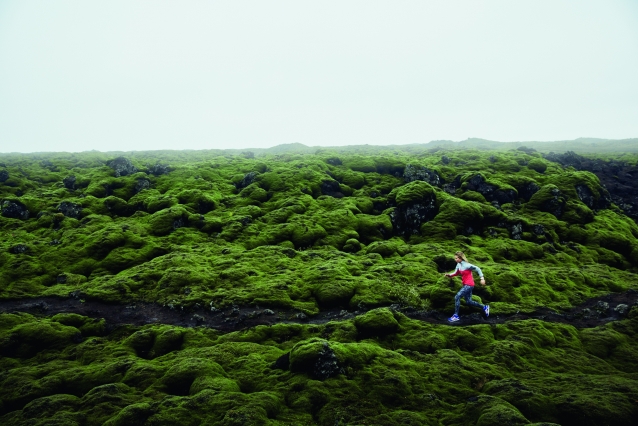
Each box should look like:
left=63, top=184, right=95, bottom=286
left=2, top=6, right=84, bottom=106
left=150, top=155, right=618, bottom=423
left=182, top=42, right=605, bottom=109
left=449, top=261, right=484, bottom=286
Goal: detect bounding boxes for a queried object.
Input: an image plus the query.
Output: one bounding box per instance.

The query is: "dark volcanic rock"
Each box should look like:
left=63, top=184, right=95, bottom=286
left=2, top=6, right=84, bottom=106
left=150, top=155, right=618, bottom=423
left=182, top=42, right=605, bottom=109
left=107, top=157, right=137, bottom=177
left=63, top=175, right=76, bottom=190
left=509, top=223, right=523, bottom=240
left=134, top=178, right=151, bottom=194
left=575, top=183, right=611, bottom=210
left=313, top=342, right=342, bottom=380
left=494, top=188, right=517, bottom=205
left=9, top=244, right=29, bottom=254
left=465, top=174, right=517, bottom=204
left=533, top=224, right=545, bottom=236
left=542, top=188, right=566, bottom=218
left=441, top=155, right=450, bottom=165
left=57, top=201, right=83, bottom=219
left=320, top=180, right=344, bottom=198
left=443, top=175, right=462, bottom=195
left=0, top=170, right=8, bottom=182
left=403, top=164, right=442, bottom=186
left=544, top=151, right=636, bottom=220
left=235, top=172, right=258, bottom=190
left=516, top=181, right=540, bottom=202
left=147, top=163, right=171, bottom=176
left=273, top=352, right=290, bottom=370
left=390, top=195, right=438, bottom=237
left=544, top=151, right=582, bottom=169
left=466, top=174, right=493, bottom=194
left=326, top=157, right=342, bottom=166
left=1, top=200, right=29, bottom=220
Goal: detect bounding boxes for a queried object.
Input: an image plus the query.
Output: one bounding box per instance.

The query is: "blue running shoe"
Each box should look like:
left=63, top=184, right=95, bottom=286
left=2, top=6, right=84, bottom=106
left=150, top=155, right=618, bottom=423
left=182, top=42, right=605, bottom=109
left=484, top=305, right=490, bottom=318
left=448, top=314, right=460, bottom=322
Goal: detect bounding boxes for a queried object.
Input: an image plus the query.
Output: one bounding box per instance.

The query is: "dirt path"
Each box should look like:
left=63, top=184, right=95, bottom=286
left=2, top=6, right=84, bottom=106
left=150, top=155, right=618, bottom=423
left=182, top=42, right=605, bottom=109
left=1, top=290, right=636, bottom=332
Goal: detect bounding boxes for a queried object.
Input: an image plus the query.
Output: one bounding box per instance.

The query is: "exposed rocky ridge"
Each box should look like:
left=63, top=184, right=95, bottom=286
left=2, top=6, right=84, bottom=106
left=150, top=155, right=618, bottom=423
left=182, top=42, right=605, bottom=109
left=544, top=150, right=638, bottom=221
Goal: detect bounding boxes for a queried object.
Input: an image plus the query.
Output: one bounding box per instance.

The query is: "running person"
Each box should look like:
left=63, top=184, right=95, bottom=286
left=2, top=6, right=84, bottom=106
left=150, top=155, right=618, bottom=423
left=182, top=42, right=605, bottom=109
left=444, top=251, right=489, bottom=322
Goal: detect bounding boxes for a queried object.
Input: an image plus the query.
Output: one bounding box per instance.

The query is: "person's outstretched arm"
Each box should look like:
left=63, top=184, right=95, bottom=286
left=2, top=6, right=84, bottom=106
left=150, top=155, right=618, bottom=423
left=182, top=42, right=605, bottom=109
left=445, top=263, right=461, bottom=278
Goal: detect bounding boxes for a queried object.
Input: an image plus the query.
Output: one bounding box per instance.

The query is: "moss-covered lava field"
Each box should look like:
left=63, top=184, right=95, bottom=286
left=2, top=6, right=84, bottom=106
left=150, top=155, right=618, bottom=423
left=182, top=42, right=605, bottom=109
left=2, top=145, right=638, bottom=425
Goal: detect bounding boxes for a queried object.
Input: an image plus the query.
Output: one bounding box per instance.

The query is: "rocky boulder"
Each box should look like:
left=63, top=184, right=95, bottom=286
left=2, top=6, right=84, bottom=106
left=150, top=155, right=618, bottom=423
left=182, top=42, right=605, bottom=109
left=135, top=178, right=151, bottom=194
left=1, top=200, right=29, bottom=220
left=516, top=181, right=540, bottom=202
left=465, top=174, right=517, bottom=205
left=543, top=151, right=583, bottom=169
left=0, top=170, right=8, bottom=183
left=57, top=201, right=82, bottom=219
left=528, top=185, right=566, bottom=219
left=63, top=175, right=76, bottom=190
left=575, top=183, right=611, bottom=210
left=147, top=163, right=171, bottom=176
left=289, top=338, right=343, bottom=380
left=235, top=172, right=258, bottom=190
left=403, top=164, right=442, bottom=186
left=9, top=244, right=29, bottom=254
left=390, top=181, right=438, bottom=236
left=320, top=180, right=344, bottom=198
left=107, top=157, right=137, bottom=177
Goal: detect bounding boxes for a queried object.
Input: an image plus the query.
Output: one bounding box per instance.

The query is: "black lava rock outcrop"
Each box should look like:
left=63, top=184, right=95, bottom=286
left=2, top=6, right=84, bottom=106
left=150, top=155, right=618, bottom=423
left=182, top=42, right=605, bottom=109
left=0, top=170, right=8, bottom=183
left=135, top=178, right=151, bottom=194
left=107, top=157, right=137, bottom=177
left=320, top=180, right=344, bottom=198
left=544, top=151, right=638, bottom=221
left=390, top=181, right=438, bottom=236
left=542, top=187, right=566, bottom=218
left=403, top=164, right=442, bottom=186
left=465, top=174, right=517, bottom=205
left=57, top=201, right=82, bottom=219
left=516, top=181, right=540, bottom=202
left=312, top=342, right=342, bottom=380
left=391, top=196, right=437, bottom=237
left=63, top=175, right=76, bottom=190
left=575, top=183, right=611, bottom=211
left=9, top=244, right=29, bottom=254
left=147, top=163, right=171, bottom=176
left=235, top=172, right=258, bottom=190
left=1, top=200, right=29, bottom=220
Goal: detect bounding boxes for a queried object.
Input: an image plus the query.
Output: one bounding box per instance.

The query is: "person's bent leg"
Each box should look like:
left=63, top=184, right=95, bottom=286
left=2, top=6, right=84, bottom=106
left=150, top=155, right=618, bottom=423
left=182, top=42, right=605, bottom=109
left=464, top=286, right=483, bottom=309
left=454, top=287, right=464, bottom=316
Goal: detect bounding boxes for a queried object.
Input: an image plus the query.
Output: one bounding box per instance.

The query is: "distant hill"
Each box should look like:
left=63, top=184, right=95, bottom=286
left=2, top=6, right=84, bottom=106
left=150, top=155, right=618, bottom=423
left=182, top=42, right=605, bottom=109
left=423, top=137, right=638, bottom=153
left=251, top=137, right=638, bottom=157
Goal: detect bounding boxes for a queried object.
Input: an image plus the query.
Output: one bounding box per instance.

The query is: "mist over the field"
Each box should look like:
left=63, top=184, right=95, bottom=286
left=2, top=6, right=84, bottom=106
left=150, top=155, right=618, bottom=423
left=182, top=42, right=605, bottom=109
left=1, top=0, right=637, bottom=153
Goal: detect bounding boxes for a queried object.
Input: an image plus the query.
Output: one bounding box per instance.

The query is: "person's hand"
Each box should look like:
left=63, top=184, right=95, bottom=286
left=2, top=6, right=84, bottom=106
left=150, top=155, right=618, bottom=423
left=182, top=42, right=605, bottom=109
left=480, top=278, right=486, bottom=286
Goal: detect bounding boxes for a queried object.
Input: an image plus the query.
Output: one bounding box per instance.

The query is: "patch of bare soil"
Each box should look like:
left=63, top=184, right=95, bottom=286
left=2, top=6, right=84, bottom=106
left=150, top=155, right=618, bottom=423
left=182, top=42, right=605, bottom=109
left=0, top=290, right=636, bottom=332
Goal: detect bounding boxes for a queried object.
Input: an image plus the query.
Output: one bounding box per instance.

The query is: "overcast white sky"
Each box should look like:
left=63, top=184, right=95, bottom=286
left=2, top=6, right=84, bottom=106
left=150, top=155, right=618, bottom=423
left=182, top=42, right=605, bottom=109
left=1, top=1, right=637, bottom=153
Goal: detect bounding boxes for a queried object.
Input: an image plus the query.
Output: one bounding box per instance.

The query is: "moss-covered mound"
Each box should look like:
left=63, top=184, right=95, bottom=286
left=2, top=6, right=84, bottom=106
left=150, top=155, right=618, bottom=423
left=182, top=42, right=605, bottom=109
left=2, top=148, right=637, bottom=314
left=2, top=310, right=638, bottom=425
left=2, top=147, right=638, bottom=424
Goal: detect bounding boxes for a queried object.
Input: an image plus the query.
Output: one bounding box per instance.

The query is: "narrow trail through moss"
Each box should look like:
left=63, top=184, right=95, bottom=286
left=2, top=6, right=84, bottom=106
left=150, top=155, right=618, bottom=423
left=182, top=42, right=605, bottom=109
left=2, top=290, right=635, bottom=332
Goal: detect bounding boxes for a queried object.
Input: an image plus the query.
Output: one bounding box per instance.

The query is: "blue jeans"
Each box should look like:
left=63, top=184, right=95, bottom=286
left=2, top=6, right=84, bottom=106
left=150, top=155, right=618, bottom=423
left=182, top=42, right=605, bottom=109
left=455, top=285, right=483, bottom=315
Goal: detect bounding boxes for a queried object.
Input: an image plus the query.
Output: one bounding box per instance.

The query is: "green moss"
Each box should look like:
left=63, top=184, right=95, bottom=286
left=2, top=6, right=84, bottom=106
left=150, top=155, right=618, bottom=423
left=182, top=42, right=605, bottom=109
left=392, top=180, right=436, bottom=206
left=354, top=308, right=399, bottom=335
left=4, top=148, right=638, bottom=424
